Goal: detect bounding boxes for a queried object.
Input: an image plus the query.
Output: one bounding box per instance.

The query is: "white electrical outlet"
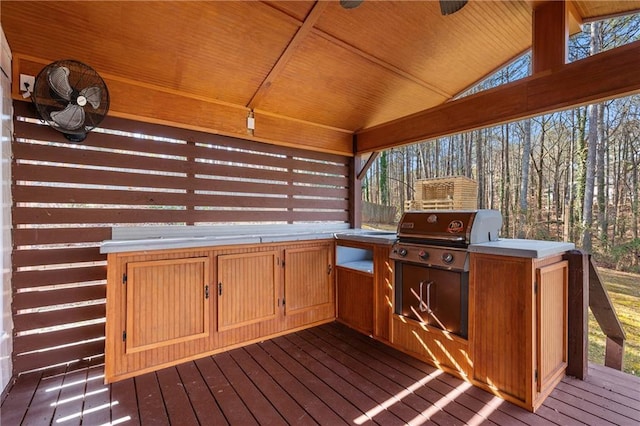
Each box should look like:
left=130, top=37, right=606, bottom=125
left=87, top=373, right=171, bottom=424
left=20, top=74, right=35, bottom=92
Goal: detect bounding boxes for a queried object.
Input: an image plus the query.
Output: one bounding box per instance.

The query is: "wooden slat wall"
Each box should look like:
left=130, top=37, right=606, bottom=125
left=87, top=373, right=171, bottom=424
left=11, top=100, right=350, bottom=374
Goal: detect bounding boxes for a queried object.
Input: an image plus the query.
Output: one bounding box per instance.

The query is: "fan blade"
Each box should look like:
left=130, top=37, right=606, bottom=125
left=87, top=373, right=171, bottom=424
left=50, top=104, right=85, bottom=130
left=80, top=86, right=102, bottom=109
left=47, top=66, right=74, bottom=100
left=440, top=0, right=467, bottom=15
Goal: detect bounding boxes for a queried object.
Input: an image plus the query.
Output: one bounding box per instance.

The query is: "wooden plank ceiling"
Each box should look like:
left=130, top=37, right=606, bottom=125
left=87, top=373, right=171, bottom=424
left=2, top=1, right=640, bottom=155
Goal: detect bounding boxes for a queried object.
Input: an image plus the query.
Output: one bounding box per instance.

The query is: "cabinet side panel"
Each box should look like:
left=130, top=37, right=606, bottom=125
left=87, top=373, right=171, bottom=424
left=374, top=246, right=392, bottom=342
left=472, top=255, right=528, bottom=402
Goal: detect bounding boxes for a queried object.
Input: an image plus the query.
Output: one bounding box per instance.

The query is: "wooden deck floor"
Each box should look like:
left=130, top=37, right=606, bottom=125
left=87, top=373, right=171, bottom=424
left=2, top=322, right=639, bottom=426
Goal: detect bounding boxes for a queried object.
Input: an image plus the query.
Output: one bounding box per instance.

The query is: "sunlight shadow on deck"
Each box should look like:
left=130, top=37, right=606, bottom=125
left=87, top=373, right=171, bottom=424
left=54, top=401, right=119, bottom=423
left=354, top=370, right=444, bottom=424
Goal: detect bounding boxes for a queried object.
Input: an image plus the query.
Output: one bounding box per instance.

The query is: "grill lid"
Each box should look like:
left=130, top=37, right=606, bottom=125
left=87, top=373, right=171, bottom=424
left=396, top=209, right=502, bottom=246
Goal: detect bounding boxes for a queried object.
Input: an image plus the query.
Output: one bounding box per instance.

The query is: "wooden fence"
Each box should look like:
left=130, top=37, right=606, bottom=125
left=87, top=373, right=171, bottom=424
left=11, top=101, right=350, bottom=374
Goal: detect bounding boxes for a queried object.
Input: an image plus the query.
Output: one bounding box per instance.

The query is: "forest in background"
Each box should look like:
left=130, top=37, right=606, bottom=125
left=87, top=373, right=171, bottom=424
left=362, top=13, right=640, bottom=273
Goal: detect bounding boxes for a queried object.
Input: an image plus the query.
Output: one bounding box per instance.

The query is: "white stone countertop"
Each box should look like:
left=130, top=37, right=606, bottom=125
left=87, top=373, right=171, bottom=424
left=100, top=224, right=397, bottom=254
left=468, top=238, right=575, bottom=258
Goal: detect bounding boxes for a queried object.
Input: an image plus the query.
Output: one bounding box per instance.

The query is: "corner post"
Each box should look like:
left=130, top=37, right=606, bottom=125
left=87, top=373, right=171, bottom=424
left=349, top=135, right=362, bottom=228
left=565, top=249, right=589, bottom=379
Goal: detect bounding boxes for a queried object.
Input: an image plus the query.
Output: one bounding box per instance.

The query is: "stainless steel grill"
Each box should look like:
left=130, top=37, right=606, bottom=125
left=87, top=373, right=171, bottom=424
left=390, top=209, right=502, bottom=272
left=391, top=209, right=502, bottom=338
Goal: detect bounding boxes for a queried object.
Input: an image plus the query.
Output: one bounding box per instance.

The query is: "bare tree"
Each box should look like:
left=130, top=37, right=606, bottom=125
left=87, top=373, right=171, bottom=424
left=582, top=21, right=602, bottom=253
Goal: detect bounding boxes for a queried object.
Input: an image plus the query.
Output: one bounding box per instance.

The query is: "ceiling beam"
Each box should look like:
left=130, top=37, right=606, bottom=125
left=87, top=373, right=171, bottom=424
left=247, top=1, right=329, bottom=110
left=356, top=40, right=640, bottom=153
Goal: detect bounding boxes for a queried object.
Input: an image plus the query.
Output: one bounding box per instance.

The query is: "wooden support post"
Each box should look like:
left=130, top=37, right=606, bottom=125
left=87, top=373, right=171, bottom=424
left=605, top=336, right=625, bottom=371
left=532, top=0, right=568, bottom=74
left=565, top=249, right=589, bottom=379
left=349, top=135, right=362, bottom=228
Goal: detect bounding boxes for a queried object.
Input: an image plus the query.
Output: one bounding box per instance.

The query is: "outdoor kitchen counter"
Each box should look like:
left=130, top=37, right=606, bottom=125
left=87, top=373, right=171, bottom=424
left=100, top=224, right=396, bottom=254
left=468, top=238, right=575, bottom=258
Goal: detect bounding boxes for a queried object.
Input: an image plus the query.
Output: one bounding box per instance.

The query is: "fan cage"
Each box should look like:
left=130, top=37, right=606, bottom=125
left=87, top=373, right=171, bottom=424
left=32, top=59, right=110, bottom=139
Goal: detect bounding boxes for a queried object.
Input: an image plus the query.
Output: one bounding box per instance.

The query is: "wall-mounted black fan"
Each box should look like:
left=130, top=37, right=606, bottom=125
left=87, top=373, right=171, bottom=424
left=32, top=59, right=110, bottom=142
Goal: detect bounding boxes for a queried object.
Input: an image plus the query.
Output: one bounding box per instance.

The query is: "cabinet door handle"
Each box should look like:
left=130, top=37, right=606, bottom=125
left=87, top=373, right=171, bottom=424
left=419, top=280, right=433, bottom=313
left=327, top=264, right=333, bottom=275
left=205, top=285, right=209, bottom=299
left=218, top=282, right=223, bottom=296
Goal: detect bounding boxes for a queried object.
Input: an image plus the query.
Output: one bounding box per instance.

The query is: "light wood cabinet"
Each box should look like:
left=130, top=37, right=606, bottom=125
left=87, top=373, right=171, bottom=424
left=337, top=267, right=374, bottom=334
left=284, top=244, right=333, bottom=315
left=125, top=257, right=210, bottom=354
left=105, top=240, right=335, bottom=383
left=470, top=253, right=568, bottom=412
left=106, top=250, right=214, bottom=382
left=335, top=241, right=393, bottom=341
left=217, top=251, right=279, bottom=331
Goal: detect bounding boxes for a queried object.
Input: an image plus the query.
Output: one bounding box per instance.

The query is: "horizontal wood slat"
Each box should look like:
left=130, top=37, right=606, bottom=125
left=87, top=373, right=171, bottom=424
left=13, top=304, right=105, bottom=332
left=14, top=208, right=349, bottom=225
left=11, top=101, right=351, bottom=375
left=14, top=112, right=350, bottom=175
left=13, top=285, right=106, bottom=310
left=13, top=266, right=106, bottom=289
left=90, top=107, right=349, bottom=165
left=13, top=323, right=105, bottom=354
left=13, top=340, right=106, bottom=374
left=14, top=246, right=104, bottom=267
left=13, top=140, right=349, bottom=188
left=14, top=163, right=349, bottom=199
left=13, top=185, right=349, bottom=210
left=13, top=227, right=112, bottom=246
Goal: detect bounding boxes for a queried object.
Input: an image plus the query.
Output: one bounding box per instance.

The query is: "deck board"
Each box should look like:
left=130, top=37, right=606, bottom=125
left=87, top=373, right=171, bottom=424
left=20, top=366, right=66, bottom=426
left=134, top=369, right=170, bottom=425
left=175, top=361, right=228, bottom=425
left=259, top=338, right=369, bottom=424
left=78, top=366, right=111, bottom=426
left=109, top=374, right=140, bottom=425
left=2, top=369, right=42, bottom=426
left=295, top=328, right=433, bottom=424
left=214, top=351, right=288, bottom=425
left=50, top=365, right=89, bottom=425
left=277, top=333, right=405, bottom=425
left=194, top=355, right=258, bottom=425
left=2, top=322, right=639, bottom=425
left=307, top=326, right=490, bottom=426
left=156, top=366, right=200, bottom=426
left=244, top=342, right=348, bottom=425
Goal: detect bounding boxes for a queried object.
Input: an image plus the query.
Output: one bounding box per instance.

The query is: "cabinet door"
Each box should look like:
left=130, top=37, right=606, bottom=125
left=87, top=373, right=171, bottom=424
left=217, top=251, right=278, bottom=331
left=284, top=243, right=333, bottom=315
left=536, top=260, right=568, bottom=393
left=337, top=267, right=373, bottom=334
left=125, top=257, right=210, bottom=354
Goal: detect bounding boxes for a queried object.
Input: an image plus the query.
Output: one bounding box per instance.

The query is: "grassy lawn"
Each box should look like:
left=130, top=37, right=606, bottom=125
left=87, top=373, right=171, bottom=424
left=588, top=268, right=640, bottom=377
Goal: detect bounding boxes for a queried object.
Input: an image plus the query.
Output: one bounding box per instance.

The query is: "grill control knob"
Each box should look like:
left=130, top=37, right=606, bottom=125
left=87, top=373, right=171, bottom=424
left=418, top=250, right=429, bottom=260
left=398, top=248, right=408, bottom=257
left=442, top=253, right=454, bottom=264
